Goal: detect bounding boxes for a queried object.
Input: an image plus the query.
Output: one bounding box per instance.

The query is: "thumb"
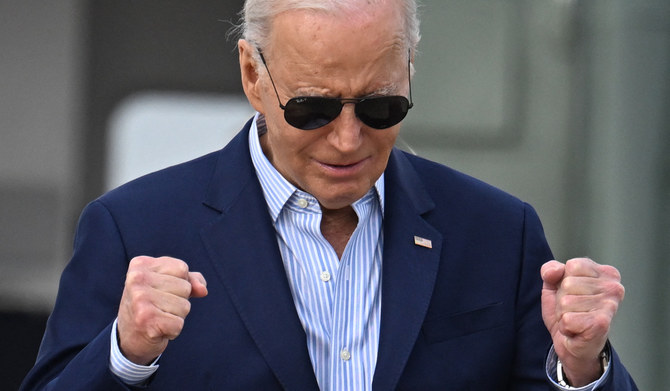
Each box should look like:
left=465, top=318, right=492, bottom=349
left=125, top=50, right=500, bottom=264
left=541, top=260, right=565, bottom=290
left=188, top=272, right=208, bottom=298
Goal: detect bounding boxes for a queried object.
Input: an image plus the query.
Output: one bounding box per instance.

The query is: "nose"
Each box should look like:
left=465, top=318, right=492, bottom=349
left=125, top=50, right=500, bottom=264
left=326, top=103, right=363, bottom=153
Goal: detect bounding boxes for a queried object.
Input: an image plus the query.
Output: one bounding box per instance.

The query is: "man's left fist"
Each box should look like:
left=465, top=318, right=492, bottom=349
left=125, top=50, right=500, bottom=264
left=541, top=257, right=625, bottom=386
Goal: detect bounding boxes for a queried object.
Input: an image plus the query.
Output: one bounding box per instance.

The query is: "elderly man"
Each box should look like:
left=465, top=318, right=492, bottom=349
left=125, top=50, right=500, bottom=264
left=22, top=0, right=637, bottom=390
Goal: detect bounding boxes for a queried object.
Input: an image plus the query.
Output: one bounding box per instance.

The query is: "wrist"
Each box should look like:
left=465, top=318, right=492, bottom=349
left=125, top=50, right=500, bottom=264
left=116, top=318, right=164, bottom=365
left=110, top=318, right=160, bottom=385
left=557, top=349, right=609, bottom=388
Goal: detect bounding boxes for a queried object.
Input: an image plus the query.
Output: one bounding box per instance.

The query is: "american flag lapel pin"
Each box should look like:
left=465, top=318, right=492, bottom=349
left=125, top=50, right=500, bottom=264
left=414, top=235, right=432, bottom=249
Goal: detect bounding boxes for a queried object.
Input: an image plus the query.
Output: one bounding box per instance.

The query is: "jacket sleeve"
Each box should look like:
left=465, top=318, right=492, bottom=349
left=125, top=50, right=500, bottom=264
left=510, top=203, right=556, bottom=390
left=594, top=348, right=639, bottom=390
left=20, top=200, right=136, bottom=391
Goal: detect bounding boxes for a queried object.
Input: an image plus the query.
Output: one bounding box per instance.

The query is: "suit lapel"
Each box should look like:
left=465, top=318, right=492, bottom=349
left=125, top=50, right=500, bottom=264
left=199, top=124, right=320, bottom=390
left=373, top=149, right=443, bottom=390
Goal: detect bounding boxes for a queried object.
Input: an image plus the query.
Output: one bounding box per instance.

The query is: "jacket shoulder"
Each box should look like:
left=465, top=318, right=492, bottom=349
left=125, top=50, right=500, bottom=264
left=99, top=149, right=221, bottom=208
left=399, top=151, right=525, bottom=210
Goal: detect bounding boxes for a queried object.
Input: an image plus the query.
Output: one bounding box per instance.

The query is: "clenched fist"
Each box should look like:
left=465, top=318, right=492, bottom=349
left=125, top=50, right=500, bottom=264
left=541, top=258, right=625, bottom=386
left=117, top=256, right=208, bottom=365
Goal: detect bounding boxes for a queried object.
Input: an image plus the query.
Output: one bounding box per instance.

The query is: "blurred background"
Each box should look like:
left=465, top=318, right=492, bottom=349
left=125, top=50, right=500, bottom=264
left=1, top=0, right=667, bottom=389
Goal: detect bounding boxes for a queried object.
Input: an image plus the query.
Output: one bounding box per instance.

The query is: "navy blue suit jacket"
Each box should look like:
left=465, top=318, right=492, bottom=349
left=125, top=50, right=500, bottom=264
left=22, top=120, right=637, bottom=390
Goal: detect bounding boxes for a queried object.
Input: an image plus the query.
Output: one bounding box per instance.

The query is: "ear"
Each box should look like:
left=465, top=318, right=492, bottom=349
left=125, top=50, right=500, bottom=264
left=238, top=39, right=265, bottom=113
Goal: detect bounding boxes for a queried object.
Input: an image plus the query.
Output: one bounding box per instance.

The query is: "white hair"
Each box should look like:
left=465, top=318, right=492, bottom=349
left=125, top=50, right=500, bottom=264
left=229, top=0, right=421, bottom=56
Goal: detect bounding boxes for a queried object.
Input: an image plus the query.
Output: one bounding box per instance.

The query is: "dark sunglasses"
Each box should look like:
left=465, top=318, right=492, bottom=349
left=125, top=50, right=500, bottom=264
left=258, top=50, right=414, bottom=130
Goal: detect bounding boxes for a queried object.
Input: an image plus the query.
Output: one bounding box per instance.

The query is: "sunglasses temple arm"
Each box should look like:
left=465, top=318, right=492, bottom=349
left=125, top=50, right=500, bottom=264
left=407, top=50, right=414, bottom=108
left=258, top=49, right=287, bottom=110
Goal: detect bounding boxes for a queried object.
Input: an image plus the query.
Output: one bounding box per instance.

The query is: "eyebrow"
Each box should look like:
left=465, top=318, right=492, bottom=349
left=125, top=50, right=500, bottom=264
left=366, top=84, right=398, bottom=97
left=293, top=83, right=399, bottom=99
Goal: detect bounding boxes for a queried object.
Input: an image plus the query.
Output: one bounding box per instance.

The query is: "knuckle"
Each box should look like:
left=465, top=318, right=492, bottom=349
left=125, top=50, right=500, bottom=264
left=171, top=298, right=192, bottom=318
left=592, top=312, right=612, bottom=333
left=146, top=321, right=165, bottom=340
left=602, top=297, right=620, bottom=315
left=130, top=255, right=152, bottom=268
left=125, top=269, right=148, bottom=287
left=564, top=259, right=578, bottom=274
left=129, top=287, right=151, bottom=306
left=618, top=284, right=626, bottom=300
left=178, top=280, right=193, bottom=298
left=175, top=316, right=185, bottom=331
left=174, top=261, right=189, bottom=277
left=133, top=306, right=155, bottom=330
left=128, top=256, right=142, bottom=267
left=603, top=280, right=625, bottom=300
left=558, top=295, right=573, bottom=310
left=602, top=265, right=622, bottom=281
left=559, top=311, right=574, bottom=325
left=164, top=317, right=185, bottom=340
left=560, top=276, right=576, bottom=292
left=565, top=258, right=588, bottom=275
left=558, top=314, right=578, bottom=335
left=182, top=299, right=192, bottom=315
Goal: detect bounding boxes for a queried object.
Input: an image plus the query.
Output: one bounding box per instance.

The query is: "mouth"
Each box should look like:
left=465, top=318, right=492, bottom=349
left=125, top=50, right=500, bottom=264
left=325, top=161, right=359, bottom=168
left=318, top=158, right=368, bottom=176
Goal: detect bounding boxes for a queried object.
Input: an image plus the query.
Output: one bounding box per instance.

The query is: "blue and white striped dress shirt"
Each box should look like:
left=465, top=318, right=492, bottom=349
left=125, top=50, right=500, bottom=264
left=249, top=113, right=384, bottom=390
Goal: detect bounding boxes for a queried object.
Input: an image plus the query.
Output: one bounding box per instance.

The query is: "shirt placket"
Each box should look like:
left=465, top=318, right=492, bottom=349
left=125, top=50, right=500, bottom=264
left=328, top=197, right=376, bottom=390
left=283, top=193, right=341, bottom=389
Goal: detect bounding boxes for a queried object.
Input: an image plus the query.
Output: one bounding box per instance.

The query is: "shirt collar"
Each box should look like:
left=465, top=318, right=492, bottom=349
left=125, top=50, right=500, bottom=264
left=248, top=112, right=385, bottom=223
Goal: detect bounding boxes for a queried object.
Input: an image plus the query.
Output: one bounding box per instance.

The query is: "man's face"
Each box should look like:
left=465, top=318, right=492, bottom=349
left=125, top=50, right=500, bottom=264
left=243, top=3, right=410, bottom=210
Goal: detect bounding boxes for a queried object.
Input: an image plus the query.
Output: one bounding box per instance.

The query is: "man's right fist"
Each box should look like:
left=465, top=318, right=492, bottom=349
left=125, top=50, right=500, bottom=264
left=117, top=256, right=208, bottom=365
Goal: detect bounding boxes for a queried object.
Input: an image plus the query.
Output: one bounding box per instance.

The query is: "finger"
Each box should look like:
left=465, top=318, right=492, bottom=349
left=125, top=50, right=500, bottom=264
left=152, top=289, right=193, bottom=319
left=564, top=258, right=599, bottom=278
left=559, top=276, right=604, bottom=296
left=130, top=256, right=191, bottom=280
left=125, top=267, right=193, bottom=299
left=557, top=293, right=621, bottom=316
left=160, top=313, right=187, bottom=341
left=188, top=272, right=208, bottom=298
left=152, top=256, right=192, bottom=280
left=541, top=260, right=565, bottom=289
left=557, top=270, right=625, bottom=305
left=142, top=310, right=186, bottom=342
left=123, top=278, right=193, bottom=318
left=154, top=274, right=194, bottom=298
left=558, top=311, right=612, bottom=340
left=598, top=264, right=622, bottom=282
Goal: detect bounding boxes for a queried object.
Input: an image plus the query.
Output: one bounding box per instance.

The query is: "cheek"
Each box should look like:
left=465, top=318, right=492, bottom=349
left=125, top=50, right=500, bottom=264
left=275, top=129, right=314, bottom=157
left=374, top=129, right=400, bottom=155
left=265, top=125, right=316, bottom=173
left=373, top=131, right=399, bottom=168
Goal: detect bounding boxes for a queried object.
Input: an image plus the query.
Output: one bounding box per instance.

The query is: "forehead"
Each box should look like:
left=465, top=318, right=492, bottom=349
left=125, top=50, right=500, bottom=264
left=264, top=4, right=408, bottom=94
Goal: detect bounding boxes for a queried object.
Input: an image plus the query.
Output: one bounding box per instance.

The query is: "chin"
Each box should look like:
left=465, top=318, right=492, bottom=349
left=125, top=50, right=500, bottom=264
left=316, top=191, right=367, bottom=211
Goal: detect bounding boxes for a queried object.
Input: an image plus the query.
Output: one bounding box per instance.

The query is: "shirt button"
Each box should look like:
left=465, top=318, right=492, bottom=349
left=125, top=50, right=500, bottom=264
left=297, top=198, right=309, bottom=208
left=320, top=271, right=331, bottom=282
left=340, top=348, right=351, bottom=361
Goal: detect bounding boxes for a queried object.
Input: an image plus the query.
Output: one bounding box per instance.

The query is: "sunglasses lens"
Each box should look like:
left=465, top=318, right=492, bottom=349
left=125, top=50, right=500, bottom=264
left=284, top=97, right=343, bottom=130
left=356, top=96, right=410, bottom=129
left=282, top=96, right=411, bottom=130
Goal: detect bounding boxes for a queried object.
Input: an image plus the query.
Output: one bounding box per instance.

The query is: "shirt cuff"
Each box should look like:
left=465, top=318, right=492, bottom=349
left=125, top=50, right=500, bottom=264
left=545, top=343, right=612, bottom=391
left=109, top=318, right=160, bottom=385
